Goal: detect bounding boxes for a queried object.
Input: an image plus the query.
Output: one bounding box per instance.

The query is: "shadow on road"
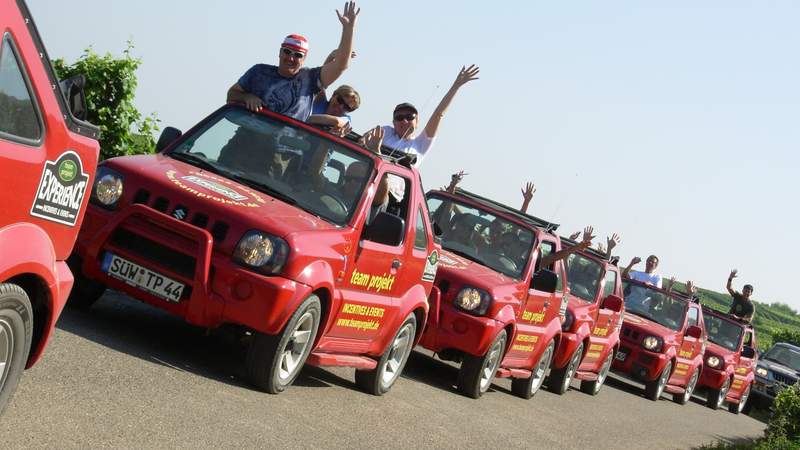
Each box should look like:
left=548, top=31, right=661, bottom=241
left=401, top=350, right=508, bottom=397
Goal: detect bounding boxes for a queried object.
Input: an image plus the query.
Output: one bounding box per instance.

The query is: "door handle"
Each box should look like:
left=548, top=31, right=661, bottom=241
left=392, top=259, right=402, bottom=269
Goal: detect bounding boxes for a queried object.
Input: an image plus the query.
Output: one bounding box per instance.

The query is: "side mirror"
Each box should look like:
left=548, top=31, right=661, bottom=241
left=156, top=126, right=183, bottom=152
left=58, top=74, right=88, bottom=121
left=741, top=346, right=756, bottom=359
left=363, top=212, right=404, bottom=246
left=685, top=325, right=703, bottom=339
left=531, top=269, right=558, bottom=293
left=602, top=294, right=624, bottom=313
left=432, top=221, right=443, bottom=246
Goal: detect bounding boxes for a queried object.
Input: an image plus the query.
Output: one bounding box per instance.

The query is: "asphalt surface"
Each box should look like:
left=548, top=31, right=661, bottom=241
left=1, top=291, right=766, bottom=449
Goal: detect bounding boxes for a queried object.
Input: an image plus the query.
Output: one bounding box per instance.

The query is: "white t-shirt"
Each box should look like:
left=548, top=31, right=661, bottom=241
left=629, top=270, right=662, bottom=288
left=380, top=126, right=435, bottom=168
left=381, top=126, right=435, bottom=200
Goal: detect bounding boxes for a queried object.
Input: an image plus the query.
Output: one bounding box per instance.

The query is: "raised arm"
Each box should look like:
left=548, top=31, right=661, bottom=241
left=726, top=269, right=738, bottom=296
left=622, top=256, right=641, bottom=278
left=519, top=181, right=536, bottom=213
left=605, top=233, right=620, bottom=259
left=540, top=226, right=595, bottom=268
left=320, top=2, right=359, bottom=88
left=423, top=65, right=480, bottom=138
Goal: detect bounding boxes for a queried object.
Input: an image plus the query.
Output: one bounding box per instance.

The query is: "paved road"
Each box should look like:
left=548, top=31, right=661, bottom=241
left=1, top=291, right=765, bottom=449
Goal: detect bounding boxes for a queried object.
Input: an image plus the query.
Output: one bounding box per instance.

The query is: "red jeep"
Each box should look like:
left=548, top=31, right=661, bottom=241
left=70, top=104, right=439, bottom=395
left=0, top=0, right=99, bottom=413
left=612, top=279, right=706, bottom=403
left=548, top=240, right=624, bottom=396
left=699, top=306, right=757, bottom=414
left=421, top=188, right=566, bottom=399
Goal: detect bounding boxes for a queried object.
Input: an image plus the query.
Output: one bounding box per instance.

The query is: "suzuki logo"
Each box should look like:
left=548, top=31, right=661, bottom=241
left=173, top=207, right=187, bottom=220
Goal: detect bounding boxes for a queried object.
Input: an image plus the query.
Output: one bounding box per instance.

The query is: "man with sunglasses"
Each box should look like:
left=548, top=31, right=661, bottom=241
left=226, top=1, right=360, bottom=121
left=379, top=64, right=480, bottom=166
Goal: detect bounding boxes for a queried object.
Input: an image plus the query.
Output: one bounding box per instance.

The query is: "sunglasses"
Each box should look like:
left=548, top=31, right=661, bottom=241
left=334, top=94, right=357, bottom=113
left=280, top=47, right=305, bottom=59
left=393, top=113, right=417, bottom=122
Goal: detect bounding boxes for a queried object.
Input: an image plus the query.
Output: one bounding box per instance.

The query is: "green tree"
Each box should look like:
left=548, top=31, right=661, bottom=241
left=53, top=43, right=158, bottom=160
left=771, top=329, right=800, bottom=347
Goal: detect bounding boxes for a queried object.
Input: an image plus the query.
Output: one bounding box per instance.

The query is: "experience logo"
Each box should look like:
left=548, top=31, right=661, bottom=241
left=30, top=151, right=89, bottom=226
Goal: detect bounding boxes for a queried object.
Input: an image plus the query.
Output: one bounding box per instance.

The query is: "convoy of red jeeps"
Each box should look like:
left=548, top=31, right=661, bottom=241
left=0, top=0, right=773, bottom=428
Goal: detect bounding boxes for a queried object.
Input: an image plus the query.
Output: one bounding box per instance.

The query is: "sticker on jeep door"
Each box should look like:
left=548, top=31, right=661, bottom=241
left=30, top=151, right=89, bottom=226
left=422, top=250, right=439, bottom=282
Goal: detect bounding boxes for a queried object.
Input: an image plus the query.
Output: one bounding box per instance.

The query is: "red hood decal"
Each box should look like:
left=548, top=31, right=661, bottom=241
left=166, top=170, right=266, bottom=208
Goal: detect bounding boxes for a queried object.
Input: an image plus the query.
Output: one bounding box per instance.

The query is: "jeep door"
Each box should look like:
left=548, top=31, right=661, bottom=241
left=584, top=267, right=622, bottom=371
left=673, top=304, right=704, bottom=384
left=330, top=170, right=414, bottom=343
left=511, top=237, right=563, bottom=364
left=732, top=328, right=756, bottom=395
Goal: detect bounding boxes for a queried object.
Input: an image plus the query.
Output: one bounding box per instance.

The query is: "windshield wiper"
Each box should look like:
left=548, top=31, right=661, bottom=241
left=168, top=152, right=229, bottom=175
left=229, top=175, right=297, bottom=206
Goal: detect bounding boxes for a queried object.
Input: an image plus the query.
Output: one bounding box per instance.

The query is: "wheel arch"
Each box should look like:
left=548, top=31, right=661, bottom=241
left=6, top=273, right=51, bottom=369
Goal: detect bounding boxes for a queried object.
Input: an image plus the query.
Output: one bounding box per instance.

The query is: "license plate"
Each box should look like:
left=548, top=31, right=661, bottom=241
left=615, top=351, right=628, bottom=362
left=102, top=253, right=185, bottom=303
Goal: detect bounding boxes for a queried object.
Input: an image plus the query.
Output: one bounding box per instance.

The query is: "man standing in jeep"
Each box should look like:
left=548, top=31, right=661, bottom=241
left=727, top=269, right=755, bottom=323
left=227, top=1, right=360, bottom=120
left=622, top=255, right=662, bottom=288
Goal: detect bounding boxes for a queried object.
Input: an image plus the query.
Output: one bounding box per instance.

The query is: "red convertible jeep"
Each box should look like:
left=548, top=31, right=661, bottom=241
left=612, top=279, right=706, bottom=404
left=421, top=189, right=566, bottom=399
left=548, top=240, right=624, bottom=396
left=699, top=306, right=757, bottom=414
left=70, top=104, right=439, bottom=395
left=0, top=0, right=99, bottom=413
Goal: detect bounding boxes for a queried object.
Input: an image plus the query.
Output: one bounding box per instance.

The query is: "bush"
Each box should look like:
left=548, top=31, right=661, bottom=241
left=766, top=384, right=800, bottom=443
left=771, top=329, right=800, bottom=348
left=52, top=42, right=158, bottom=160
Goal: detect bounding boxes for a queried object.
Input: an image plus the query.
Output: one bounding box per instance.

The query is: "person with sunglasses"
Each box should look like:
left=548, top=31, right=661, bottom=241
left=307, top=85, right=361, bottom=136
left=226, top=1, right=360, bottom=121
left=378, top=64, right=480, bottom=166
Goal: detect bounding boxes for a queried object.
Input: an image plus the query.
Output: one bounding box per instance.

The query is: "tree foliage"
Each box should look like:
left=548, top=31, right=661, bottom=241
left=771, top=329, right=800, bottom=348
left=52, top=42, right=158, bottom=160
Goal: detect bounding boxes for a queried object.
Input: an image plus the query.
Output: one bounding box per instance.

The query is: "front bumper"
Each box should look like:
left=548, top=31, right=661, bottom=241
left=699, top=366, right=728, bottom=390
left=612, top=341, right=668, bottom=382
left=419, top=300, right=503, bottom=358
left=74, top=203, right=311, bottom=334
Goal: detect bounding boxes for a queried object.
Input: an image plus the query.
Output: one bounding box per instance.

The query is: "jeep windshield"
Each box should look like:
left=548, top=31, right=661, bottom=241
left=426, top=193, right=533, bottom=279
left=622, top=280, right=687, bottom=331
left=704, top=314, right=743, bottom=352
left=566, top=253, right=603, bottom=302
left=763, top=346, right=800, bottom=372
left=167, top=107, right=373, bottom=225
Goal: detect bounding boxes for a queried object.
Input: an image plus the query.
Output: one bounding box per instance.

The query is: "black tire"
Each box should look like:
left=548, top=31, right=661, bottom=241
left=580, top=349, right=614, bottom=396
left=66, top=256, right=106, bottom=309
left=548, top=342, right=584, bottom=395
left=356, top=313, right=416, bottom=396
left=0, top=283, right=34, bottom=416
left=673, top=368, right=699, bottom=405
left=644, top=361, right=672, bottom=401
left=512, top=340, right=554, bottom=399
left=457, top=330, right=507, bottom=399
left=729, top=384, right=751, bottom=415
left=246, top=295, right=321, bottom=394
left=706, top=377, right=731, bottom=410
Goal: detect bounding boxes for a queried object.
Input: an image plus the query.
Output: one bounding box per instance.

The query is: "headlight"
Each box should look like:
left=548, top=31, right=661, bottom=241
left=641, top=335, right=663, bottom=352
left=706, top=355, right=722, bottom=369
left=756, top=367, right=768, bottom=378
left=561, top=309, right=574, bottom=332
left=91, top=168, right=123, bottom=208
left=454, top=287, right=491, bottom=315
left=233, top=231, right=289, bottom=274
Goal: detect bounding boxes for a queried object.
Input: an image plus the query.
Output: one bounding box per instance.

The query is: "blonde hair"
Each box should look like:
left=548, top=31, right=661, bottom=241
left=332, top=85, right=361, bottom=109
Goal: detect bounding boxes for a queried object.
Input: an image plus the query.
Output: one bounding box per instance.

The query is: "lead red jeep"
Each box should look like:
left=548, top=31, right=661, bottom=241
left=421, top=189, right=566, bottom=399
left=612, top=279, right=706, bottom=403
left=70, top=104, right=439, bottom=395
left=0, top=0, right=99, bottom=413
left=548, top=241, right=624, bottom=396
left=699, top=306, right=757, bottom=414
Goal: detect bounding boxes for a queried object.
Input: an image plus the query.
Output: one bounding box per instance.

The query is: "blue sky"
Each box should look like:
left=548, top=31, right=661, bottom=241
left=28, top=0, right=800, bottom=309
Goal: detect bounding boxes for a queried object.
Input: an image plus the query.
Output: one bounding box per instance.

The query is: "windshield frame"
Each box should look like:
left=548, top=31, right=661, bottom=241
left=164, top=105, right=376, bottom=226
left=426, top=191, right=536, bottom=280
left=621, top=278, right=688, bottom=331
left=703, top=312, right=744, bottom=352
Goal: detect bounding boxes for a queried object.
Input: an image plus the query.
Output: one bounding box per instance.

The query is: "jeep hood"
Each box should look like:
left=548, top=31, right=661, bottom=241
left=105, top=154, right=336, bottom=237
left=436, top=250, right=514, bottom=291
left=622, top=312, right=674, bottom=339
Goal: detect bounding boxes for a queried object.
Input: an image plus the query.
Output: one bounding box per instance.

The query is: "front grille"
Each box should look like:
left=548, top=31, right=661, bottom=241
left=131, top=188, right=230, bottom=244
left=110, top=228, right=196, bottom=279
left=773, top=372, right=798, bottom=385
left=622, top=327, right=640, bottom=341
